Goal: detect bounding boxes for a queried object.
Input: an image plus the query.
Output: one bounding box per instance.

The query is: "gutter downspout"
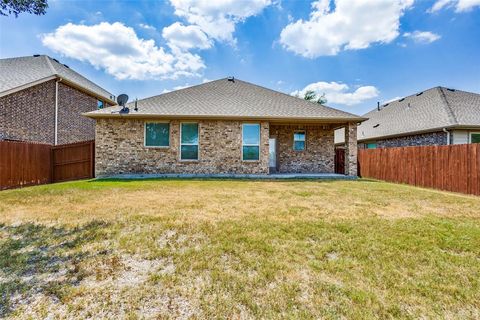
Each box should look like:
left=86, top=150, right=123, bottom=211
left=54, top=78, right=62, bottom=145
left=443, top=128, right=450, bottom=145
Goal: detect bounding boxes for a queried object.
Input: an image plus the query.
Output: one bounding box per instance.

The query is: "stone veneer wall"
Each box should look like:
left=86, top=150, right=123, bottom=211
left=270, top=124, right=335, bottom=173
left=344, top=122, right=357, bottom=176
left=95, top=119, right=270, bottom=176
left=361, top=131, right=448, bottom=149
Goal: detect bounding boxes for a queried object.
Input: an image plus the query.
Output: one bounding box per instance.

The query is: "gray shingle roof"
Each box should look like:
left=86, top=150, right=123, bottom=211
left=357, top=86, right=480, bottom=142
left=0, top=55, right=114, bottom=102
left=86, top=78, right=365, bottom=122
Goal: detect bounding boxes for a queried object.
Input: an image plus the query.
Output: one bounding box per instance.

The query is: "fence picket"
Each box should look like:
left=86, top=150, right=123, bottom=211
left=359, top=144, right=480, bottom=196
left=0, top=140, right=94, bottom=190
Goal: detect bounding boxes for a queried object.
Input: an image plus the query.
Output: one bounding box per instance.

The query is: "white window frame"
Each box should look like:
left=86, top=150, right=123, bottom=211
left=470, top=132, right=480, bottom=144
left=180, top=122, right=199, bottom=161
left=242, top=123, right=261, bottom=162
left=293, top=130, right=306, bottom=151
left=144, top=121, right=170, bottom=148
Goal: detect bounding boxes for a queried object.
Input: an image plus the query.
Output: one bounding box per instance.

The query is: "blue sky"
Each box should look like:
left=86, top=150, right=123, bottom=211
left=1, top=0, right=479, bottom=115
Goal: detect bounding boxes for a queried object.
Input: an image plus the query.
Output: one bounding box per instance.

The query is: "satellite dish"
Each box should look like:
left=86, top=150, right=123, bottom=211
left=117, top=94, right=129, bottom=107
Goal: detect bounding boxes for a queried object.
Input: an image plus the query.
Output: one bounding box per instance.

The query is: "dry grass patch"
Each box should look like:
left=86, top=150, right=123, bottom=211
left=0, top=179, right=479, bottom=319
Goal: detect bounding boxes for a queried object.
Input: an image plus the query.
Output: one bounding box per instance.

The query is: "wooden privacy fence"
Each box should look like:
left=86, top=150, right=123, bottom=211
left=0, top=140, right=94, bottom=190
left=358, top=144, right=480, bottom=196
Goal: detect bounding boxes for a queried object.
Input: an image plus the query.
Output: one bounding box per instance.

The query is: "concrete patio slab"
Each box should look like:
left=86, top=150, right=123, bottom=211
left=97, top=173, right=357, bottom=180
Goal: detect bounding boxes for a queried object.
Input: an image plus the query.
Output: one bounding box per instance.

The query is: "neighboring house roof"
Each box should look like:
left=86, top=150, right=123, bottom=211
left=0, top=55, right=115, bottom=104
left=356, top=86, right=480, bottom=142
left=85, top=78, right=366, bottom=122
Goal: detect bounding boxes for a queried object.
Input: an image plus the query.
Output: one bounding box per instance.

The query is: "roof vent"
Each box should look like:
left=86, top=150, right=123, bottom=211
left=416, top=91, right=423, bottom=96
left=399, top=98, right=405, bottom=102
left=227, top=76, right=235, bottom=82
left=373, top=124, right=380, bottom=128
left=63, top=64, right=69, bottom=68
left=447, top=88, right=456, bottom=92
left=33, top=54, right=40, bottom=57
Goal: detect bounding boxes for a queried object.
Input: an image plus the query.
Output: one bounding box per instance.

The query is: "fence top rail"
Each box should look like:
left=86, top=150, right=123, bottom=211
left=0, top=140, right=52, bottom=147
left=51, top=140, right=95, bottom=149
left=359, top=143, right=477, bottom=153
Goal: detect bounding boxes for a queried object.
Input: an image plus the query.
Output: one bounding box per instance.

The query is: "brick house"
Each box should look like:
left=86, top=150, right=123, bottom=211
left=336, top=86, right=480, bottom=149
left=85, top=78, right=365, bottom=177
left=0, top=55, right=116, bottom=145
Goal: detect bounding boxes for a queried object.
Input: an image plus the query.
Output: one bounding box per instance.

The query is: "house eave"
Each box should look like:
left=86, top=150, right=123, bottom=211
left=82, top=112, right=367, bottom=123
left=357, top=125, right=480, bottom=142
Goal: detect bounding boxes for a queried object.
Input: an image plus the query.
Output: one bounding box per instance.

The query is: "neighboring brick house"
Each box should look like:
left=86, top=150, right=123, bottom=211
left=335, top=86, right=480, bottom=148
left=0, top=55, right=116, bottom=145
left=85, top=78, right=366, bottom=177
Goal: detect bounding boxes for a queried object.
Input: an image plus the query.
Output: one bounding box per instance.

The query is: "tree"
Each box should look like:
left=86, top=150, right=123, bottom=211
left=1, top=0, right=48, bottom=17
left=302, top=90, right=328, bottom=105
left=317, top=92, right=327, bottom=104
left=303, top=90, right=317, bottom=102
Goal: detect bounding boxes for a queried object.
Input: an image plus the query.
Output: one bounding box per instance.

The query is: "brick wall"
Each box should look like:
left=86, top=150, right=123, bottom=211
left=95, top=119, right=270, bottom=176
left=270, top=124, right=335, bottom=173
left=361, top=131, right=448, bottom=148
left=0, top=80, right=56, bottom=144
left=0, top=80, right=108, bottom=144
left=57, top=82, right=98, bottom=144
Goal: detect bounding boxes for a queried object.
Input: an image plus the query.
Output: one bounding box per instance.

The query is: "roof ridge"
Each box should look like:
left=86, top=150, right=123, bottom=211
left=361, top=86, right=443, bottom=116
left=44, top=55, right=57, bottom=75
left=437, top=87, right=458, bottom=126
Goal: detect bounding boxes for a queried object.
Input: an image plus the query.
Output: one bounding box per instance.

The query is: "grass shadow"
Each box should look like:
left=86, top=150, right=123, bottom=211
left=0, top=221, right=111, bottom=317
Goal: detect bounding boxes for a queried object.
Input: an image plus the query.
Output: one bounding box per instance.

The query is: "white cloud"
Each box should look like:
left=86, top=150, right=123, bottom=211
left=41, top=22, right=205, bottom=80
left=168, top=0, right=272, bottom=43
left=291, top=81, right=379, bottom=106
left=280, top=0, right=414, bottom=58
left=162, top=22, right=212, bottom=50
left=403, top=30, right=441, bottom=43
left=139, top=23, right=156, bottom=31
left=429, top=0, right=480, bottom=12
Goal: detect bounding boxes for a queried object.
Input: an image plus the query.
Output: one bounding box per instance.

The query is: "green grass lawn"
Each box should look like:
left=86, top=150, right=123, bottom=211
left=0, top=179, right=479, bottom=319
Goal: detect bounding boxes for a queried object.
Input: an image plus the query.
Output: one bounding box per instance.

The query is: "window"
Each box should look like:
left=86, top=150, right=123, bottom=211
left=97, top=100, right=104, bottom=109
left=366, top=143, right=377, bottom=149
left=145, top=122, right=169, bottom=147
left=293, top=131, right=305, bottom=151
left=242, top=123, right=260, bottom=161
left=471, top=133, right=480, bottom=144
left=180, top=123, right=199, bottom=160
